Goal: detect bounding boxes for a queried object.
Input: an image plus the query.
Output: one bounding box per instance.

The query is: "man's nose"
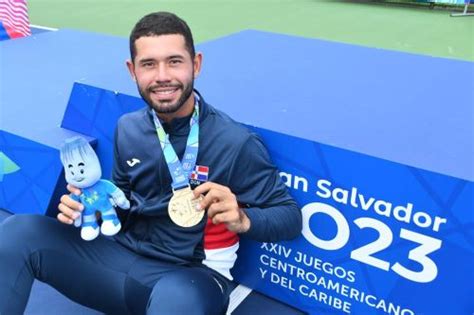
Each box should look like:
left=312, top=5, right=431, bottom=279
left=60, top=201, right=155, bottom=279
left=154, top=63, right=172, bottom=82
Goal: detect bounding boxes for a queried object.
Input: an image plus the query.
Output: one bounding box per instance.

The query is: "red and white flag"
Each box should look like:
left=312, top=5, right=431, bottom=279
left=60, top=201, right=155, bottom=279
left=0, top=0, right=31, bottom=40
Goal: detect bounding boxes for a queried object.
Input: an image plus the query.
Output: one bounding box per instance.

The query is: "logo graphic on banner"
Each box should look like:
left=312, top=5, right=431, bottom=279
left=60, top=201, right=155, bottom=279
left=0, top=151, right=20, bottom=181
left=0, top=0, right=31, bottom=41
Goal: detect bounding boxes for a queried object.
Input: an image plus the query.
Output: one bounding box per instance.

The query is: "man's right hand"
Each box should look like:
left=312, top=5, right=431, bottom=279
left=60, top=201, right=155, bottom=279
left=57, top=184, right=84, bottom=225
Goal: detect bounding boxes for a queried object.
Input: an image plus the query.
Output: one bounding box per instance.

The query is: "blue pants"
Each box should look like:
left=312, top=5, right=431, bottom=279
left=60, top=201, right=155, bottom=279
left=0, top=215, right=233, bottom=315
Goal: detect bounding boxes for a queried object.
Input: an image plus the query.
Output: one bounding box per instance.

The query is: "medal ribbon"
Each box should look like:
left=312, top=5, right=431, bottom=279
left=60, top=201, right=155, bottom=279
left=152, top=98, right=199, bottom=190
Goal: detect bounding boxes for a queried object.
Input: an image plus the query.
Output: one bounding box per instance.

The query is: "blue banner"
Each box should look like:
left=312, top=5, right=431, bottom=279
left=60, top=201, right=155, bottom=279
left=233, top=127, right=474, bottom=315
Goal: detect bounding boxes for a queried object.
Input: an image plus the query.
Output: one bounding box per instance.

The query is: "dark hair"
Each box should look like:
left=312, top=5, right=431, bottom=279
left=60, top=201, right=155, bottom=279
left=129, top=12, right=195, bottom=62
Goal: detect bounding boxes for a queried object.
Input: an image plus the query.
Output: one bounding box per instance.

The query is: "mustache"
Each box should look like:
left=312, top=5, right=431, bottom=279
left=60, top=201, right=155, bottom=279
left=147, top=83, right=182, bottom=92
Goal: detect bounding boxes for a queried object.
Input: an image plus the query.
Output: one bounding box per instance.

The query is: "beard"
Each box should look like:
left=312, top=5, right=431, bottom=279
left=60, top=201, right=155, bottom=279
left=138, top=79, right=194, bottom=114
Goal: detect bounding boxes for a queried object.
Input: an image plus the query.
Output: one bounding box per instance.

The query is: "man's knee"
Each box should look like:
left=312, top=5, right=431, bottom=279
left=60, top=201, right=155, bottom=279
left=0, top=214, right=54, bottom=246
left=148, top=272, right=203, bottom=313
left=147, top=270, right=224, bottom=315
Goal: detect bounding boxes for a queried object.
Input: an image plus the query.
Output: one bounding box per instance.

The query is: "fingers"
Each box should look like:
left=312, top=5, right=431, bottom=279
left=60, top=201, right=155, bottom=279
left=206, top=200, right=235, bottom=219
left=57, top=212, right=75, bottom=225
left=195, top=183, right=240, bottom=223
left=60, top=193, right=83, bottom=211
left=192, top=182, right=249, bottom=232
left=196, top=183, right=234, bottom=211
left=58, top=193, right=83, bottom=225
left=207, top=203, right=251, bottom=233
left=193, top=182, right=230, bottom=198
left=207, top=201, right=239, bottom=224
left=67, top=184, right=81, bottom=196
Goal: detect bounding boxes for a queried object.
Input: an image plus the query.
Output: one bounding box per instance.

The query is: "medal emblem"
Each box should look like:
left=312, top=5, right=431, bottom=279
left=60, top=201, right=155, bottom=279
left=152, top=101, right=204, bottom=227
left=168, top=186, right=204, bottom=227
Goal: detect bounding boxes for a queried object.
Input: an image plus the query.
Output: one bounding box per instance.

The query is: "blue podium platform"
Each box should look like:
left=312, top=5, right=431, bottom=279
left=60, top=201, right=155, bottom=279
left=197, top=31, right=474, bottom=182
left=0, top=29, right=136, bottom=149
left=0, top=29, right=473, bottom=314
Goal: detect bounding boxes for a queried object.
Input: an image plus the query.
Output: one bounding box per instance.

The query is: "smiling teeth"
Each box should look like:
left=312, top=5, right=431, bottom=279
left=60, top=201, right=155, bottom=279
left=154, top=89, right=176, bottom=95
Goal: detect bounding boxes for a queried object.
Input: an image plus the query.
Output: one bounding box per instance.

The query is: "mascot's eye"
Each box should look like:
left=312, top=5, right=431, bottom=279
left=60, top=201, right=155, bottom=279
left=71, top=171, right=75, bottom=176
left=80, top=169, right=84, bottom=174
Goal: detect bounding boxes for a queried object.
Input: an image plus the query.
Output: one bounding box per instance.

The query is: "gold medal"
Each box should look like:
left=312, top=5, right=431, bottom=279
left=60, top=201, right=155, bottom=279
left=168, top=186, right=204, bottom=227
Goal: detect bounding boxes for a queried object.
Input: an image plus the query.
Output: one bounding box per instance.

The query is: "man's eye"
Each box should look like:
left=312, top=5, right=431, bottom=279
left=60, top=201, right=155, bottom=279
left=142, top=62, right=154, bottom=68
left=170, top=59, right=181, bottom=65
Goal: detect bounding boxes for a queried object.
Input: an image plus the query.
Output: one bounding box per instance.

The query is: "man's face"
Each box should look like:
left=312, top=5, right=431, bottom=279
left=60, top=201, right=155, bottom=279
left=127, top=35, right=201, bottom=115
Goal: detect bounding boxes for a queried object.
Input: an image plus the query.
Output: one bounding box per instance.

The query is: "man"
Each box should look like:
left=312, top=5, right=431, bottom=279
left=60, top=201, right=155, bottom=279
left=0, top=12, right=301, bottom=315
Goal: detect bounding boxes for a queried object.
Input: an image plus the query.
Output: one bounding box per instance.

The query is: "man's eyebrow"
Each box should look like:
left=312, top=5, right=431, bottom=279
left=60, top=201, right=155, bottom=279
left=138, top=55, right=185, bottom=64
left=138, top=58, right=156, bottom=64
left=168, top=55, right=184, bottom=60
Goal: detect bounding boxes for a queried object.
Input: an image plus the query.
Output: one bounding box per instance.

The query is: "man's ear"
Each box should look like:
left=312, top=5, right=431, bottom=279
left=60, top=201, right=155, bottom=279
left=193, top=52, right=203, bottom=78
left=126, top=59, right=136, bottom=81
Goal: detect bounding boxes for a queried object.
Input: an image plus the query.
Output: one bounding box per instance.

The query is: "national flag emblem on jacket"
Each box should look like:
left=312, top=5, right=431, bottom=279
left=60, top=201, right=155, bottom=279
left=190, top=165, right=209, bottom=182
left=0, top=0, right=31, bottom=41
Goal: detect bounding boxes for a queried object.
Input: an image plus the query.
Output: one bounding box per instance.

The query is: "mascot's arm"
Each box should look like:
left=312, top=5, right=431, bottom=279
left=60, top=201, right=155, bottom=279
left=110, top=188, right=130, bottom=209
left=101, top=180, right=130, bottom=210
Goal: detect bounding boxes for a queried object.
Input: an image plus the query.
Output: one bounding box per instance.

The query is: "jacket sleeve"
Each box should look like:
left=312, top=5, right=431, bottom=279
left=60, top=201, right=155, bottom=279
left=112, top=123, right=130, bottom=200
left=228, top=133, right=302, bottom=242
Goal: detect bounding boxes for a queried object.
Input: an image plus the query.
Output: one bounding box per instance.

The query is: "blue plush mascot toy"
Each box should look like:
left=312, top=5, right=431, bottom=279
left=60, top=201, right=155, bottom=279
left=60, top=137, right=130, bottom=241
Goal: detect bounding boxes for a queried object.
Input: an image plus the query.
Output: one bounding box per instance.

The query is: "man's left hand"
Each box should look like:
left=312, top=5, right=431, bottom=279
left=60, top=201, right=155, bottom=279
left=193, top=182, right=250, bottom=233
